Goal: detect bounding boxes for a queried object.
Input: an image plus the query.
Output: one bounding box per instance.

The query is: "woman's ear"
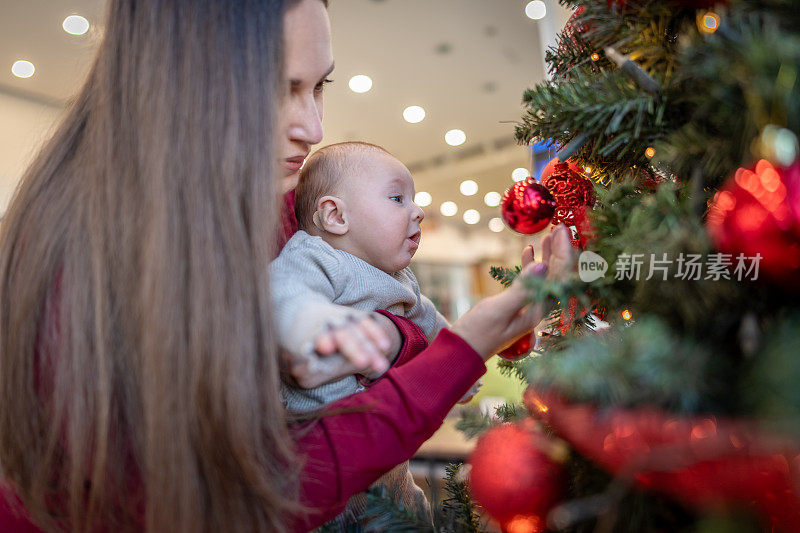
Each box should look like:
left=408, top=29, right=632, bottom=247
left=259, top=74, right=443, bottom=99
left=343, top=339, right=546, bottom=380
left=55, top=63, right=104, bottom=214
left=314, top=195, right=349, bottom=235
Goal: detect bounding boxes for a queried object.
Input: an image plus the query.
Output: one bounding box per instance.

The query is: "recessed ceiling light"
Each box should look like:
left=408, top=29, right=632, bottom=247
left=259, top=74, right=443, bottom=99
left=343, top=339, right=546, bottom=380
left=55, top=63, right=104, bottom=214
left=445, top=129, right=466, bottom=146
left=512, top=167, right=529, bottom=182
left=414, top=191, right=432, bottom=207
left=63, top=14, right=90, bottom=35
left=463, top=209, right=480, bottom=225
left=484, top=191, right=501, bottom=207
left=460, top=179, right=478, bottom=196
left=440, top=201, right=458, bottom=217
left=11, top=60, right=35, bottom=79
left=348, top=75, right=373, bottom=93
left=525, top=0, right=547, bottom=20
left=403, top=105, right=425, bottom=124
left=488, top=217, right=505, bottom=232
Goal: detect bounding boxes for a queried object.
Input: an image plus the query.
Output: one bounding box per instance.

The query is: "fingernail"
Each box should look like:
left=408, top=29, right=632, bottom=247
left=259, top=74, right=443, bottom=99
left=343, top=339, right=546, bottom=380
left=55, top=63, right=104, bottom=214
left=532, top=262, right=548, bottom=276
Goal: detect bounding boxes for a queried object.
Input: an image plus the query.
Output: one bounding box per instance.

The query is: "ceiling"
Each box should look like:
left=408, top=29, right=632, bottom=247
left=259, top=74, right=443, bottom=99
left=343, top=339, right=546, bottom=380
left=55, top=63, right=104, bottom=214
left=0, top=0, right=572, bottom=236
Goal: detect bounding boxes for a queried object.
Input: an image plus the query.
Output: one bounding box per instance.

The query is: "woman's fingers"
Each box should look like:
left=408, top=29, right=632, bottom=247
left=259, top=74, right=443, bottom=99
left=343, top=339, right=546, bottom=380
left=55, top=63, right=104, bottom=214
left=521, top=244, right=535, bottom=268
left=548, top=225, right=576, bottom=282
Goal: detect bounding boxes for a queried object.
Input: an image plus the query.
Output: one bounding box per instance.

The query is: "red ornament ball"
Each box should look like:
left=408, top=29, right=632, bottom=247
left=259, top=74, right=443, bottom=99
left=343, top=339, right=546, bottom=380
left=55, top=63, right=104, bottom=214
left=501, top=179, right=556, bottom=234
left=540, top=158, right=596, bottom=248
left=540, top=158, right=585, bottom=183
left=498, top=333, right=533, bottom=361
left=707, top=159, right=800, bottom=284
left=468, top=423, right=565, bottom=527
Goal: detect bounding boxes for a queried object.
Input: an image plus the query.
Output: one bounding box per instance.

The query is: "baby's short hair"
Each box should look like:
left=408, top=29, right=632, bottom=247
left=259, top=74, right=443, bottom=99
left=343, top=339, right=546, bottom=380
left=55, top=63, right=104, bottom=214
left=294, top=141, right=390, bottom=231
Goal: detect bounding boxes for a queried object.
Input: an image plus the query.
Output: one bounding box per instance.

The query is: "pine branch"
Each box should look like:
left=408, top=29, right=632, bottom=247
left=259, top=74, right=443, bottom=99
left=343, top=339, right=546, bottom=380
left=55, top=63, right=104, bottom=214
left=455, top=408, right=495, bottom=440
left=489, top=265, right=520, bottom=288
left=437, top=463, right=486, bottom=533
left=747, top=312, right=800, bottom=439
left=362, top=485, right=434, bottom=532
left=516, top=69, right=672, bottom=176
left=566, top=0, right=692, bottom=81
left=660, top=11, right=800, bottom=185
left=494, top=403, right=527, bottom=423
left=496, top=357, right=530, bottom=383
left=524, top=316, right=716, bottom=413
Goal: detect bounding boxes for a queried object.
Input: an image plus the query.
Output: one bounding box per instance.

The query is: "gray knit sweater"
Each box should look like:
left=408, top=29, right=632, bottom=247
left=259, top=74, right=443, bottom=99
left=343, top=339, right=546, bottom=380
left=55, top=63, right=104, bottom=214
left=270, top=230, right=447, bottom=528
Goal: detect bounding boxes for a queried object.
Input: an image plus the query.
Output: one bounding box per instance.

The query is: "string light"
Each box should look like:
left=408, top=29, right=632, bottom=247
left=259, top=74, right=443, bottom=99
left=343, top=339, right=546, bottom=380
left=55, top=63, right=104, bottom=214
left=505, top=515, right=542, bottom=533
left=584, top=166, right=592, bottom=174
left=590, top=52, right=600, bottom=62
left=622, top=309, right=632, bottom=321
left=645, top=147, right=656, bottom=158
left=698, top=11, right=720, bottom=34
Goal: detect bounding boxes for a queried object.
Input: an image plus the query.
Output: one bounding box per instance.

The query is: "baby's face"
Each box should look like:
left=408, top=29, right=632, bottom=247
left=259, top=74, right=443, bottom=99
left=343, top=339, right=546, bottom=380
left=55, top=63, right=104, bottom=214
left=340, top=151, right=425, bottom=273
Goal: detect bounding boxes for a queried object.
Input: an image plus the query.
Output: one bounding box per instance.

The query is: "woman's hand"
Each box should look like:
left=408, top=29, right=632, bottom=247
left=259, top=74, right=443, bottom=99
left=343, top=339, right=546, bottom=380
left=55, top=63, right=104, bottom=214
left=450, top=225, right=574, bottom=360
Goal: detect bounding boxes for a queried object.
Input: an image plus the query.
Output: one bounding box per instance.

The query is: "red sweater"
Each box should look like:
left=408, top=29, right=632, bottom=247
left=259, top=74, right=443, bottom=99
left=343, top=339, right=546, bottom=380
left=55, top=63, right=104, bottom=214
left=0, top=192, right=485, bottom=532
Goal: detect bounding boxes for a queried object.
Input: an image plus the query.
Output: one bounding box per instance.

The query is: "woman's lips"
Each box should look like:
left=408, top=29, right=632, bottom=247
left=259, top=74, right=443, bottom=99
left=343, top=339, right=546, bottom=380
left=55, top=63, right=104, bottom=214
left=283, top=156, right=306, bottom=173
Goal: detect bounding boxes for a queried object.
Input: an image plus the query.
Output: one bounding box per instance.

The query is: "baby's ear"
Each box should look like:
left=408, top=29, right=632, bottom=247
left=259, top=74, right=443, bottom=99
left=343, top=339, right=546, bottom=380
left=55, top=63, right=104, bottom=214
left=314, top=195, right=349, bottom=235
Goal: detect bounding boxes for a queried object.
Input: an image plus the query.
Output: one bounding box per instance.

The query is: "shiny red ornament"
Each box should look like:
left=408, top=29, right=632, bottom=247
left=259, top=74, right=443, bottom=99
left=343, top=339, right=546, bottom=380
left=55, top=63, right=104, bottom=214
left=706, top=159, right=800, bottom=285
left=468, top=423, right=565, bottom=528
left=498, top=333, right=532, bottom=361
left=540, top=158, right=596, bottom=248
left=501, top=179, right=556, bottom=234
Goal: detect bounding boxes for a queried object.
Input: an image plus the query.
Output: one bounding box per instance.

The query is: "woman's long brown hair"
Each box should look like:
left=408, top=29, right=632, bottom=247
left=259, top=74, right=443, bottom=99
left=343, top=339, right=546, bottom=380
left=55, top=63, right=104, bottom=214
left=0, top=0, right=303, bottom=531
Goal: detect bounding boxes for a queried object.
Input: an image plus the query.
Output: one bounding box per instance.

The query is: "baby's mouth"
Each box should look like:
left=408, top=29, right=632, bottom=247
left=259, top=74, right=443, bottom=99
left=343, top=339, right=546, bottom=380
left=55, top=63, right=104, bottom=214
left=408, top=231, right=421, bottom=245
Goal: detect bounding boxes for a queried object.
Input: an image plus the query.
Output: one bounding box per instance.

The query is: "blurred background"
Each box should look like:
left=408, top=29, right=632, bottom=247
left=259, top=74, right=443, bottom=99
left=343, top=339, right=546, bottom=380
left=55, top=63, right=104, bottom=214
left=0, top=0, right=573, bottom=524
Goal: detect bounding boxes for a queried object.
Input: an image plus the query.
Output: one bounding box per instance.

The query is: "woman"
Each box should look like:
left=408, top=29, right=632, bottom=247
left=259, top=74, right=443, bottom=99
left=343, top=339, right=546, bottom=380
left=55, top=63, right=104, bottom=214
left=0, top=0, right=571, bottom=531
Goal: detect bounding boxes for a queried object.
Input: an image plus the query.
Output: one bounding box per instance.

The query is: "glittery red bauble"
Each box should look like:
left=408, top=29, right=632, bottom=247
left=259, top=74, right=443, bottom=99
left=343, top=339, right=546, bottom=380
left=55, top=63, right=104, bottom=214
left=706, top=159, right=800, bottom=284
left=468, top=424, right=564, bottom=528
left=501, top=179, right=556, bottom=234
left=541, top=158, right=596, bottom=248
left=498, top=334, right=532, bottom=361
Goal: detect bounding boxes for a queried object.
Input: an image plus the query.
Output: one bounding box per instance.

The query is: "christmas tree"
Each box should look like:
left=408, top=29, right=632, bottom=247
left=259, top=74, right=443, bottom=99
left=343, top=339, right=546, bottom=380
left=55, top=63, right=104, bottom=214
left=461, top=0, right=800, bottom=531
left=358, top=0, right=800, bottom=531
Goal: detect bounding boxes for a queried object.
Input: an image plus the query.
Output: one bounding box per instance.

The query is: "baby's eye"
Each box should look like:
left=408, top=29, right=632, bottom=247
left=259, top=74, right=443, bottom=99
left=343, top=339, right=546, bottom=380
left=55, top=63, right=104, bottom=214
left=390, top=195, right=403, bottom=203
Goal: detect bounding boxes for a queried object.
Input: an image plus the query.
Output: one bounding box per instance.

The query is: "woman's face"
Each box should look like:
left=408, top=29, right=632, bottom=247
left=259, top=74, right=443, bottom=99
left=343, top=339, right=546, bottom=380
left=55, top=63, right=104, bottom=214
left=280, top=0, right=334, bottom=194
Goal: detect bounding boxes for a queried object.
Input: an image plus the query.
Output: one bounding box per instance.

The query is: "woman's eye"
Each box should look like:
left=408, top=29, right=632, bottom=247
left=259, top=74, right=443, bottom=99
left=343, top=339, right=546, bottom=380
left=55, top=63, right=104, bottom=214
left=314, top=78, right=334, bottom=94
left=390, top=195, right=403, bottom=203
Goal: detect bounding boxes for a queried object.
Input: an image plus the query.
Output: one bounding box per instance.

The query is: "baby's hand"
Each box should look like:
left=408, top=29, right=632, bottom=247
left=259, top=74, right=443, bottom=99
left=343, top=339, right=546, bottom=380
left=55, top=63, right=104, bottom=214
left=314, top=314, right=393, bottom=378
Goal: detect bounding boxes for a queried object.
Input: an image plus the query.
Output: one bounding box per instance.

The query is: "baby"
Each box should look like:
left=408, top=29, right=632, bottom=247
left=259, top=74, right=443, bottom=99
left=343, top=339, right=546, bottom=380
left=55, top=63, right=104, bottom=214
left=270, top=141, right=479, bottom=528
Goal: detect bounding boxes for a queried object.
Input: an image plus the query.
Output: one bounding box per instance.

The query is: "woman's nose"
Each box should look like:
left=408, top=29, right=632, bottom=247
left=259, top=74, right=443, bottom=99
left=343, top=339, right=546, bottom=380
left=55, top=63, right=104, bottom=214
left=289, top=97, right=323, bottom=146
